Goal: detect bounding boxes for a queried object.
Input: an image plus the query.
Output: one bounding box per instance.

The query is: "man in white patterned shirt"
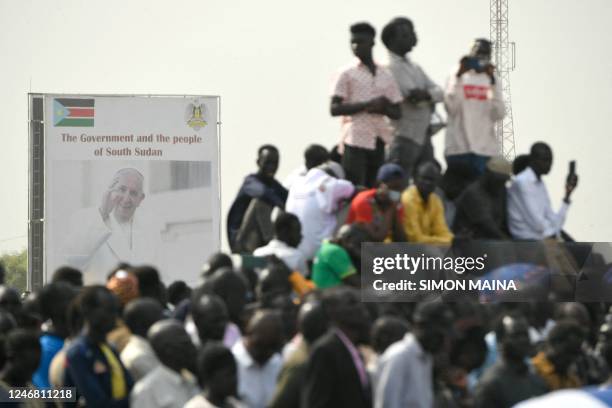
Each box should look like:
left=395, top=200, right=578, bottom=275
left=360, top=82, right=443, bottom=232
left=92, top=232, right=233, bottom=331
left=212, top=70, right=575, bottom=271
left=382, top=17, right=444, bottom=180
left=331, top=22, right=403, bottom=188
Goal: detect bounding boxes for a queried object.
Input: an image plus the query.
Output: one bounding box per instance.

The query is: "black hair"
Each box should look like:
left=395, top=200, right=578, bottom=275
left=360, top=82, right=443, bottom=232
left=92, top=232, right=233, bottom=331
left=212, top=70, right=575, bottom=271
left=196, top=344, right=236, bottom=388
left=191, top=293, right=227, bottom=318
left=512, top=154, right=530, bottom=175
left=0, top=311, right=16, bottom=335
left=38, top=282, right=79, bottom=337
left=371, top=316, right=409, bottom=354
left=304, top=144, right=329, bottom=170
left=321, top=286, right=360, bottom=324
left=350, top=22, right=376, bottom=38
left=413, top=299, right=452, bottom=325
left=474, top=38, right=492, bottom=48
left=77, top=285, right=116, bottom=319
left=472, top=38, right=492, bottom=56
left=274, top=212, right=300, bottom=237
left=299, top=301, right=328, bottom=345
left=547, top=319, right=584, bottom=346
left=198, top=267, right=248, bottom=324
left=123, top=298, right=164, bottom=337
left=52, top=266, right=83, bottom=287
left=415, top=160, right=441, bottom=178
left=530, top=141, right=552, bottom=157
left=0, top=286, right=21, bottom=309
left=3, top=328, right=40, bottom=359
left=257, top=144, right=279, bottom=157
left=202, top=252, right=233, bottom=278
left=257, top=258, right=292, bottom=305
left=200, top=267, right=245, bottom=296
left=166, top=281, right=192, bottom=307
left=0, top=329, right=41, bottom=375
left=0, top=263, right=5, bottom=285
left=132, top=265, right=165, bottom=303
left=381, top=17, right=413, bottom=49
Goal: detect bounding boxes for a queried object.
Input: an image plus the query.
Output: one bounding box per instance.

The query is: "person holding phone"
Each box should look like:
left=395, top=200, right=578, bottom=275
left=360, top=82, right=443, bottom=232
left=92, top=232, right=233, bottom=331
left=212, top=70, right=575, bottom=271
left=507, top=142, right=579, bottom=240
left=444, top=38, right=506, bottom=176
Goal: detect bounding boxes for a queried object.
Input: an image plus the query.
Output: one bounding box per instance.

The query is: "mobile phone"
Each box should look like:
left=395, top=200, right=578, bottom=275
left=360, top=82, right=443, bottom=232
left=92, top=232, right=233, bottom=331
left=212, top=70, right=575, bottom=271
left=567, top=160, right=576, bottom=183
left=465, top=57, right=481, bottom=71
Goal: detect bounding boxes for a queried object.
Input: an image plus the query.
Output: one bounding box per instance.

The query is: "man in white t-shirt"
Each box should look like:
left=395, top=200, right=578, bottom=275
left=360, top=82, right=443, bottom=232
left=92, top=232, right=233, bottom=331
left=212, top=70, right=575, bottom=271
left=253, top=212, right=308, bottom=276
left=444, top=39, right=505, bottom=176
left=286, top=163, right=355, bottom=261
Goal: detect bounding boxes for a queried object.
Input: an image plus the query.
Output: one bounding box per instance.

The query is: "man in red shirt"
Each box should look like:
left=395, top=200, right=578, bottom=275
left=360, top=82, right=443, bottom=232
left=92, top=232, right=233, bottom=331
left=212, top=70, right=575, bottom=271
left=345, top=163, right=406, bottom=242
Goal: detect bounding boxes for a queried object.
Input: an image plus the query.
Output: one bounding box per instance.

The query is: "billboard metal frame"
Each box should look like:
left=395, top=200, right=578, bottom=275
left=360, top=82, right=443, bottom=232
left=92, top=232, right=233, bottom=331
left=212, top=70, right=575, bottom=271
left=28, top=93, right=221, bottom=290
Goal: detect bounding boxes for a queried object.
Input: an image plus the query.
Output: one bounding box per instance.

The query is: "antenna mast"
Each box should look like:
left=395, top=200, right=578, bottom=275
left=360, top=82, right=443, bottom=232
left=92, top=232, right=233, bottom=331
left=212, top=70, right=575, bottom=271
left=490, top=0, right=516, bottom=160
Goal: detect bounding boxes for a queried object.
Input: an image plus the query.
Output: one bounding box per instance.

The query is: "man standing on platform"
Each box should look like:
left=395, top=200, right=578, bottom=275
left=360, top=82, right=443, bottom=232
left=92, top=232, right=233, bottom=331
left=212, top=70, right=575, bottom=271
left=330, top=22, right=402, bottom=187
left=444, top=39, right=505, bottom=176
left=382, top=17, right=444, bottom=180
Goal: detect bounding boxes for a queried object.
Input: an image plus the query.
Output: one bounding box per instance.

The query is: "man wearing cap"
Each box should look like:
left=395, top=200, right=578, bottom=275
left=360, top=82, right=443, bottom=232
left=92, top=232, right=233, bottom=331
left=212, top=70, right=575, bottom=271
left=401, top=161, right=453, bottom=244
left=345, top=163, right=406, bottom=242
left=444, top=39, right=505, bottom=176
left=453, top=157, right=513, bottom=239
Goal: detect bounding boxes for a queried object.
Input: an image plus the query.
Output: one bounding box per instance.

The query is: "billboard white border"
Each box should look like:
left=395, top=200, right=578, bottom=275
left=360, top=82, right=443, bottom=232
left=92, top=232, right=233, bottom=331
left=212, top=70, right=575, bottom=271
left=28, top=93, right=222, bottom=290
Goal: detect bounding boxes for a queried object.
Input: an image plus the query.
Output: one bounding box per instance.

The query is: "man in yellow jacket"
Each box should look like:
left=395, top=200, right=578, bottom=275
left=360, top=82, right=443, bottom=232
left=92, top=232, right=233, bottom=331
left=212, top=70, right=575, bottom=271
left=401, top=161, right=453, bottom=244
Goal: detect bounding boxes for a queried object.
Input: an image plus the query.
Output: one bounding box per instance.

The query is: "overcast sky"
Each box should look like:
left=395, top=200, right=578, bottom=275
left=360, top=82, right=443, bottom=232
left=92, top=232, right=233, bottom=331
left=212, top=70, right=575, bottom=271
left=1, top=0, right=611, bottom=254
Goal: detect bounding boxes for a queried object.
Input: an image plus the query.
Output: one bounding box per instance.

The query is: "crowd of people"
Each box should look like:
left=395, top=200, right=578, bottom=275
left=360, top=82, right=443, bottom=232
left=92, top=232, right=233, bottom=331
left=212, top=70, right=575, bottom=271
left=0, top=15, right=608, bottom=408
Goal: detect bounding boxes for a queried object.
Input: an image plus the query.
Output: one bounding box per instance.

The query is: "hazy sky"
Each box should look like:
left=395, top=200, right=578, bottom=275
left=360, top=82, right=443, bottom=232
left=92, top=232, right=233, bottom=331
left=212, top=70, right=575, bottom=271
left=1, top=0, right=611, bottom=254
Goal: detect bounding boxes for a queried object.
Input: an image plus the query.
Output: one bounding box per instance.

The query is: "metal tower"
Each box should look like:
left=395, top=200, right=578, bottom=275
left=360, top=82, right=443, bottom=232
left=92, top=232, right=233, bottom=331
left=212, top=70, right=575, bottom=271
left=490, top=0, right=516, bottom=160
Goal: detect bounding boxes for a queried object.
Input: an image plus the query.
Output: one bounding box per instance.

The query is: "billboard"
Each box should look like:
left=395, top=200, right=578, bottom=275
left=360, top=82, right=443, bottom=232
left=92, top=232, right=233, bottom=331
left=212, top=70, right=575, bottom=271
left=29, top=94, right=220, bottom=286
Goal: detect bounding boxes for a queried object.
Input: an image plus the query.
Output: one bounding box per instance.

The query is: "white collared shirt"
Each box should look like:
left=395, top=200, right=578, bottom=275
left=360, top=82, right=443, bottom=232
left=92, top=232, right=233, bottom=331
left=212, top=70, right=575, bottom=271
left=507, top=167, right=569, bottom=239
left=374, top=333, right=433, bottom=408
left=253, top=239, right=308, bottom=276
left=231, top=340, right=282, bottom=408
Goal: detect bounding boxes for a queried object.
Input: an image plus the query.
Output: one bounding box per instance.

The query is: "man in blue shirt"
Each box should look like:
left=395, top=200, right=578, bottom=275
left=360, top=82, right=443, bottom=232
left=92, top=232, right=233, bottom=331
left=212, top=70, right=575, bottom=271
left=32, top=282, right=78, bottom=389
left=65, top=286, right=133, bottom=408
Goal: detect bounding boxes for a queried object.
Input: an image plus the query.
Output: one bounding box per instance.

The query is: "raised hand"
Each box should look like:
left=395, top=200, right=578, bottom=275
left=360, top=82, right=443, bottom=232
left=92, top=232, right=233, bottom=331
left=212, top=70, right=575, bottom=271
left=99, top=177, right=120, bottom=221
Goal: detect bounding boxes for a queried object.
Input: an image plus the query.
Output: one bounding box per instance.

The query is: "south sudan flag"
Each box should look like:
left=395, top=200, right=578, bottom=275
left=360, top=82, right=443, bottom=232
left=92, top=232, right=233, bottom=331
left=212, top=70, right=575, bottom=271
left=53, top=98, right=95, bottom=127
